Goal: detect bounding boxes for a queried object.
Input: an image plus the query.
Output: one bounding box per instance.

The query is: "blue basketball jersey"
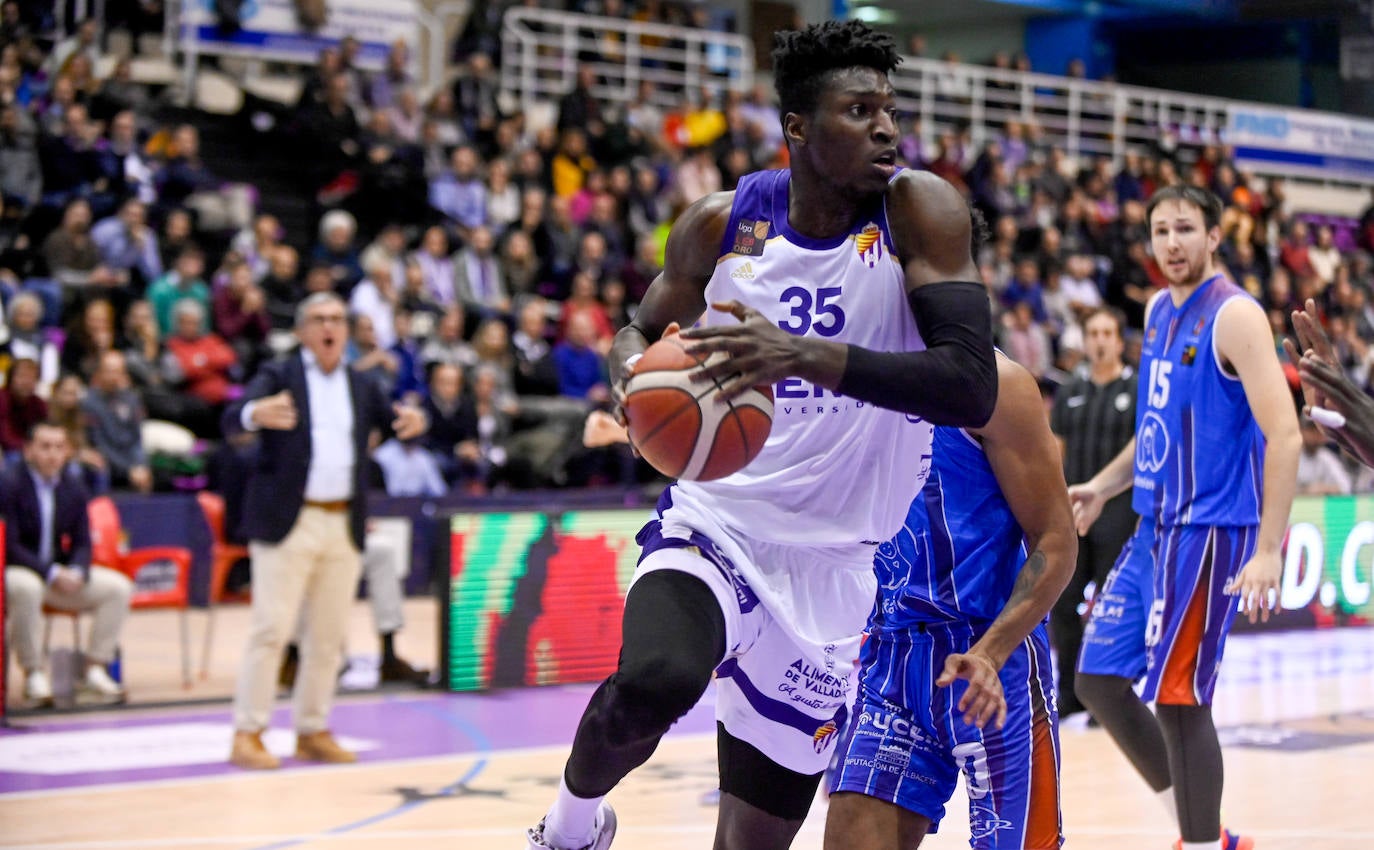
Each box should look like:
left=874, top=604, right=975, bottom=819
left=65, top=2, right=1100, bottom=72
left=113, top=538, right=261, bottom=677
left=871, top=423, right=1028, bottom=631
left=1132, top=276, right=1264, bottom=526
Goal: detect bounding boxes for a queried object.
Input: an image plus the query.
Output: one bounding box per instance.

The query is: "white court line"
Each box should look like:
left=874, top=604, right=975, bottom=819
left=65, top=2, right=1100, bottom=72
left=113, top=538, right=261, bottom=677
left=3, top=826, right=1373, bottom=850
left=0, top=734, right=716, bottom=802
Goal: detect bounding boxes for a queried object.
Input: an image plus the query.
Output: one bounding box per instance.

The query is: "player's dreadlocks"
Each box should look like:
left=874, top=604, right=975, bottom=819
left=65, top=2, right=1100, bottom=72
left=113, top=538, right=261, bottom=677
left=772, top=20, right=901, bottom=122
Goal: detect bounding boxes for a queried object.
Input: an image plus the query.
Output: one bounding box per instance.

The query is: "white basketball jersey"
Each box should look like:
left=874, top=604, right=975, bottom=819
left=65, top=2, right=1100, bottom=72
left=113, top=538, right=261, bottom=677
left=674, top=169, right=935, bottom=546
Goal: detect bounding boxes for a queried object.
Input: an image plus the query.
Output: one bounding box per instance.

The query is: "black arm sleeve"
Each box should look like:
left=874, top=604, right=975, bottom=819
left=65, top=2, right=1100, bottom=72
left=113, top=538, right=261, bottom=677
left=836, top=280, right=997, bottom=427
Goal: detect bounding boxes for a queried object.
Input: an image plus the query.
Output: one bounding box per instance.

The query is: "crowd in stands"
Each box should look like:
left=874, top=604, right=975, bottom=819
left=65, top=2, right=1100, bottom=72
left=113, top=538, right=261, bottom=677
left=3, top=0, right=1374, bottom=500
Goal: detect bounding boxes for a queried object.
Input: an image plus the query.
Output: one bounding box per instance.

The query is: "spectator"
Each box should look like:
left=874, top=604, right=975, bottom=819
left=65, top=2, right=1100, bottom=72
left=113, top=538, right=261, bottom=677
left=485, top=157, right=520, bottom=235
left=367, top=39, right=414, bottom=111
left=96, top=108, right=155, bottom=204
left=259, top=245, right=303, bottom=331
left=213, top=260, right=270, bottom=370
left=413, top=224, right=455, bottom=307
left=91, top=59, right=154, bottom=123
left=3, top=292, right=59, bottom=388
left=349, top=259, right=400, bottom=350
left=311, top=209, right=364, bottom=293
left=422, top=360, right=479, bottom=485
left=43, top=197, right=115, bottom=295
left=551, top=128, right=596, bottom=199
left=397, top=258, right=442, bottom=333
left=386, top=87, right=424, bottom=145
left=164, top=299, right=239, bottom=421
left=230, top=213, right=284, bottom=280
left=455, top=54, right=504, bottom=154
left=147, top=245, right=210, bottom=336
left=388, top=310, right=426, bottom=403
left=38, top=103, right=102, bottom=213
left=0, top=101, right=40, bottom=213
left=499, top=228, right=541, bottom=299
left=452, top=224, right=509, bottom=323
left=347, top=312, right=398, bottom=399
left=156, top=207, right=197, bottom=273
left=47, top=371, right=108, bottom=492
left=3, top=420, right=131, bottom=707
left=43, top=18, right=100, bottom=78
left=0, top=355, right=45, bottom=456
left=419, top=305, right=477, bottom=372
left=470, top=317, right=518, bottom=409
left=557, top=269, right=614, bottom=345
left=358, top=223, right=408, bottom=287
left=84, top=350, right=153, bottom=492
left=468, top=364, right=513, bottom=489
left=373, top=431, right=448, bottom=496
left=512, top=295, right=559, bottom=397
left=424, top=88, right=465, bottom=150
left=90, top=196, right=162, bottom=291
left=1001, top=300, right=1053, bottom=382
left=552, top=311, right=608, bottom=402
left=557, top=65, right=604, bottom=140
left=1308, top=224, right=1341, bottom=287
left=299, top=72, right=361, bottom=192
left=428, top=144, right=487, bottom=239
left=59, top=296, right=116, bottom=380
left=534, top=194, right=579, bottom=288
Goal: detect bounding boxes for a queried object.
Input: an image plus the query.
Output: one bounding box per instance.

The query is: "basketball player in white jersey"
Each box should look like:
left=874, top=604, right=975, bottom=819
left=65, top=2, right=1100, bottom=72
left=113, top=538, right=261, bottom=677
left=526, top=20, right=998, bottom=850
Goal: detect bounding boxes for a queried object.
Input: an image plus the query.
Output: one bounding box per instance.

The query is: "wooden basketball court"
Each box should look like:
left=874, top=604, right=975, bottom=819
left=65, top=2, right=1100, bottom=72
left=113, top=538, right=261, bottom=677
left=2, top=602, right=1372, bottom=849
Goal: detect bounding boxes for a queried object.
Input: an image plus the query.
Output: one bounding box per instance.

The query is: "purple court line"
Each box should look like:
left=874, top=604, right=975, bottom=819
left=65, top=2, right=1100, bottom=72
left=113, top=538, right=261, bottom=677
left=0, top=684, right=720, bottom=796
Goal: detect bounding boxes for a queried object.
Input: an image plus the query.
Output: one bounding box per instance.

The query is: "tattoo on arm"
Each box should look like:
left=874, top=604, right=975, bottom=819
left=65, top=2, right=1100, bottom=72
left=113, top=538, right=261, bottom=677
left=1006, top=550, right=1047, bottom=609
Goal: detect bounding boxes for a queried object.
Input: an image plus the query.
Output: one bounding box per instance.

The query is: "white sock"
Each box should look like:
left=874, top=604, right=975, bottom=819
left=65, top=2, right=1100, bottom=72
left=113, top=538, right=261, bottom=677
left=1179, top=842, right=1219, bottom=850
left=543, top=776, right=604, bottom=848
left=1156, top=788, right=1180, bottom=830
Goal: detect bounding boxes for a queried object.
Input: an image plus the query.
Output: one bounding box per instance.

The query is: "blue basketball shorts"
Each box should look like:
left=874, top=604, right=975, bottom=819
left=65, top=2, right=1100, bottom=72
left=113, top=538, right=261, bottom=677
left=1076, top=518, right=1156, bottom=681
left=831, top=622, right=1063, bottom=849
left=1141, top=524, right=1257, bottom=706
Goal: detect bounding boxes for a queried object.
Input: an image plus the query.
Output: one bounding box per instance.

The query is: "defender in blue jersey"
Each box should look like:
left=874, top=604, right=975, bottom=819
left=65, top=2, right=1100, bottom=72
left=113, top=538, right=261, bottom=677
left=826, top=354, right=1076, bottom=850
left=1069, top=186, right=1299, bottom=850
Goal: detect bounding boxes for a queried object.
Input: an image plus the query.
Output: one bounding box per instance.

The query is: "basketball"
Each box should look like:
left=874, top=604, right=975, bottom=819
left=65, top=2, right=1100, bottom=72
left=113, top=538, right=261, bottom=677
left=622, top=336, right=774, bottom=481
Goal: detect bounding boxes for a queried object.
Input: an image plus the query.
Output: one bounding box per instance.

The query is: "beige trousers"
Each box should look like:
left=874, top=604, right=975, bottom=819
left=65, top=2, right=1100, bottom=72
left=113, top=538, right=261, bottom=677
left=232, top=507, right=361, bottom=734
left=5, top=565, right=133, bottom=669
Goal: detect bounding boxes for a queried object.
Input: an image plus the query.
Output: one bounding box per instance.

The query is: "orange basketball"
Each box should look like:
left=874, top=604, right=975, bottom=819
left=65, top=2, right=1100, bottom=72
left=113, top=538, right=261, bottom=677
left=623, top=336, right=774, bottom=481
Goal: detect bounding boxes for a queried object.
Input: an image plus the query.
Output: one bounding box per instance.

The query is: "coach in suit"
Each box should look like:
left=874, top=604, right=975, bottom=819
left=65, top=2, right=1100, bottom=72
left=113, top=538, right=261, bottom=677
left=3, top=421, right=131, bottom=706
left=224, top=292, right=427, bottom=770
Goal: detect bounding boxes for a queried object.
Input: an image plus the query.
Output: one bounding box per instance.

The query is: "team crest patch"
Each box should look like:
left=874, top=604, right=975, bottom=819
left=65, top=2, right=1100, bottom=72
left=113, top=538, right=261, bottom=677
left=812, top=720, right=839, bottom=753
left=855, top=222, right=885, bottom=267
left=1181, top=345, right=1197, bottom=366
left=733, top=219, right=770, bottom=257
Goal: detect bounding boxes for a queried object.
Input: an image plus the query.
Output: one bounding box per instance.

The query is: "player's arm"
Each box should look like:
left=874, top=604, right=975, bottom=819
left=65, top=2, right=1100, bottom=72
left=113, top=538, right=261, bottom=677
left=607, top=193, right=729, bottom=391
left=682, top=171, right=997, bottom=427
left=938, top=357, right=1077, bottom=729
left=1216, top=296, right=1301, bottom=621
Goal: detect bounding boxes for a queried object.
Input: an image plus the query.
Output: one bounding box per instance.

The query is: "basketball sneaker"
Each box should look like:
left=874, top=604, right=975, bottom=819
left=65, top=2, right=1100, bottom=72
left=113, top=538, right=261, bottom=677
left=1171, top=829, right=1253, bottom=850
left=526, top=801, right=616, bottom=850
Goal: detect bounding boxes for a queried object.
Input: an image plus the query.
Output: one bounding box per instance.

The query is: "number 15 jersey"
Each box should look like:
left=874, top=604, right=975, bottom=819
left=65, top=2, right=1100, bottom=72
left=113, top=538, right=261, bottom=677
left=1132, top=275, right=1264, bottom=527
left=674, top=169, right=935, bottom=548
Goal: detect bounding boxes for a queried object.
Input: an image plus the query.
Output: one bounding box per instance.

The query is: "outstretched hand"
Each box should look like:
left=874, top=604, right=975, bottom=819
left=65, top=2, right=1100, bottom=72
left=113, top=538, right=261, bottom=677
left=936, top=651, right=1006, bottom=729
left=392, top=403, right=428, bottom=441
left=680, top=301, right=804, bottom=400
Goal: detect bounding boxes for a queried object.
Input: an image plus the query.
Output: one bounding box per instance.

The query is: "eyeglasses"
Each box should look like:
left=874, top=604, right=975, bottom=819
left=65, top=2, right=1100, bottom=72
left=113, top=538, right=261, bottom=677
left=304, top=314, right=347, bottom=326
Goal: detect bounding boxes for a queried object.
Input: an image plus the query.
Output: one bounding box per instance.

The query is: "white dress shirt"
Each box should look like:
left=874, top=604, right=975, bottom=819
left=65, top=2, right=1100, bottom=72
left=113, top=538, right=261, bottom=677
left=241, top=349, right=356, bottom=501
left=28, top=467, right=57, bottom=572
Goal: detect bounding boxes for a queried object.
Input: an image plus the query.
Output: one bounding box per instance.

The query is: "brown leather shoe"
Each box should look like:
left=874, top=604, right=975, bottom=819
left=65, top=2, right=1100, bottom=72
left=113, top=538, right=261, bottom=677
left=295, top=730, right=357, bottom=763
left=229, top=730, right=281, bottom=770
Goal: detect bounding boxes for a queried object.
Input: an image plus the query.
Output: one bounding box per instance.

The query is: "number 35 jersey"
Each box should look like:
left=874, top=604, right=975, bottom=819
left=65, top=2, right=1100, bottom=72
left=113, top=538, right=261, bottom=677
left=674, top=168, right=935, bottom=547
left=1132, top=275, right=1264, bottom=527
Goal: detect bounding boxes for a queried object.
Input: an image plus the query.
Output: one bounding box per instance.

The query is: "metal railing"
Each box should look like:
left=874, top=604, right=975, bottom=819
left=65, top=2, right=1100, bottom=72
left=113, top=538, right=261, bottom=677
left=498, top=6, right=754, bottom=118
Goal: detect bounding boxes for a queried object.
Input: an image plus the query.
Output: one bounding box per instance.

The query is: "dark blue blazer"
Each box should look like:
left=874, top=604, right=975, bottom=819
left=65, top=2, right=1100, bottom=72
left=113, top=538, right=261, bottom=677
left=222, top=351, right=392, bottom=550
left=0, top=463, right=93, bottom=579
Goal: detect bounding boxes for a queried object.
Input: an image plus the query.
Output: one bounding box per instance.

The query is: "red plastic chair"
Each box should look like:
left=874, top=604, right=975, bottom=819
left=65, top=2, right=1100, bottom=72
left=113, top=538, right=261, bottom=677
left=195, top=491, right=250, bottom=680
left=87, top=496, right=195, bottom=688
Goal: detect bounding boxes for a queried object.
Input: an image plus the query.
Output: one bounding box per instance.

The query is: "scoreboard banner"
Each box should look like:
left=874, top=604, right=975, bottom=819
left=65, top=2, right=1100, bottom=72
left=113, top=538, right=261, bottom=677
left=179, top=0, right=417, bottom=69
left=438, top=496, right=1374, bottom=693
left=440, top=509, right=646, bottom=692
left=1228, top=105, right=1374, bottom=185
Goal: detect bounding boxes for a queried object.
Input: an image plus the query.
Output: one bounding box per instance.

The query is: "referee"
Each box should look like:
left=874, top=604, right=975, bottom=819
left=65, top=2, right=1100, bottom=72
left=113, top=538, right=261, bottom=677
left=1049, top=307, right=1138, bottom=720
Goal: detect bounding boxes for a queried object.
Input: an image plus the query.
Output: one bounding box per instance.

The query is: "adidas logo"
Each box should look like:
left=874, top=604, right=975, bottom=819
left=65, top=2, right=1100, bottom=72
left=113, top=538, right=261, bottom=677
left=731, top=262, right=756, bottom=280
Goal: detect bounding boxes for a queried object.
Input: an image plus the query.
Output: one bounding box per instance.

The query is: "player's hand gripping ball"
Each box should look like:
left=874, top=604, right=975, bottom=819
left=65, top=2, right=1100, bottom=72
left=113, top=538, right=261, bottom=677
left=622, top=335, right=773, bottom=481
